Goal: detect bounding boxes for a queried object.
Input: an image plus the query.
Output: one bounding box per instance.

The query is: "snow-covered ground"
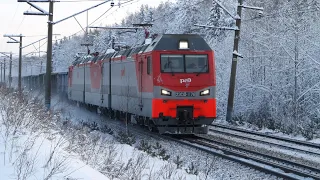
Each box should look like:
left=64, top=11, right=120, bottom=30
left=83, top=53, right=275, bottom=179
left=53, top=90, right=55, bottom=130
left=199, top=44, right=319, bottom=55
left=0, top=129, right=110, bottom=180
left=0, top=89, right=198, bottom=180
left=0, top=94, right=108, bottom=179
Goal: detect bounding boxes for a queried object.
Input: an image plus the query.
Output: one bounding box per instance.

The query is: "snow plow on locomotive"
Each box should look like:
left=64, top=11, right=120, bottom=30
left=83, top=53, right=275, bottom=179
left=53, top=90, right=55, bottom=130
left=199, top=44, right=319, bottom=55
left=68, top=34, right=216, bottom=134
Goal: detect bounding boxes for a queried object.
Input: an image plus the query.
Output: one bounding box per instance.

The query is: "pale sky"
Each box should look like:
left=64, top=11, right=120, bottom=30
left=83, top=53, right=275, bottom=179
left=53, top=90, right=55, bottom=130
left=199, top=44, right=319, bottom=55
left=0, top=0, right=169, bottom=58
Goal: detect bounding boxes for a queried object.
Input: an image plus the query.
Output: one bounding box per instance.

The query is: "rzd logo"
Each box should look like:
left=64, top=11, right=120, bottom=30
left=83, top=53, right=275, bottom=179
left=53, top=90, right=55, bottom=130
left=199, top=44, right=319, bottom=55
left=180, top=78, right=192, bottom=84
left=180, top=78, right=191, bottom=88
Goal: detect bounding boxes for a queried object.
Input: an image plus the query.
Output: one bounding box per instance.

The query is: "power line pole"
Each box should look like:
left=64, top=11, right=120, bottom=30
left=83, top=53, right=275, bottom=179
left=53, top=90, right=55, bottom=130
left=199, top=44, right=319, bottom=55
left=0, top=52, right=12, bottom=88
left=9, top=53, right=12, bottom=88
left=226, top=0, right=243, bottom=123
left=3, top=34, right=24, bottom=93
left=19, top=36, right=22, bottom=93
left=81, top=10, right=93, bottom=54
left=0, top=61, right=2, bottom=83
left=45, top=0, right=54, bottom=110
left=3, top=58, right=5, bottom=83
left=194, top=0, right=263, bottom=123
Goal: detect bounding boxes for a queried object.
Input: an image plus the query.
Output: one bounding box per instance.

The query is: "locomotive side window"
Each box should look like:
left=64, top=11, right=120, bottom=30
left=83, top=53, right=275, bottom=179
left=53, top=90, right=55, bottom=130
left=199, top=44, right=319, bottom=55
left=160, top=55, right=184, bottom=73
left=147, top=57, right=152, bottom=75
left=185, top=55, right=208, bottom=73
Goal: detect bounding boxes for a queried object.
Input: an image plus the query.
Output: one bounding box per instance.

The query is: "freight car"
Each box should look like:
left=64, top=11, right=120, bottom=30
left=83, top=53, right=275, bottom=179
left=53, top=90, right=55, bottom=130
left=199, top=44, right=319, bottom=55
left=68, top=34, right=217, bottom=134
left=21, top=72, right=68, bottom=97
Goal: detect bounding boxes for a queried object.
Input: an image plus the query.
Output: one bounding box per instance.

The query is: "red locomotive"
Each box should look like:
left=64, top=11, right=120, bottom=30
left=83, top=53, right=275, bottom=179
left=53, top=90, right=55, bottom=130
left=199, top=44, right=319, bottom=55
left=68, top=34, right=216, bottom=134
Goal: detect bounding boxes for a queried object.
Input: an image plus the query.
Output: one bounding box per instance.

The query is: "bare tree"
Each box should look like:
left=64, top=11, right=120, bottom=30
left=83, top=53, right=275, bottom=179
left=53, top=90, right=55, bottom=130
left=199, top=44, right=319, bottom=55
left=201, top=155, right=216, bottom=180
left=119, top=152, right=148, bottom=180
left=14, top=149, right=37, bottom=180
left=43, top=136, right=68, bottom=168
left=0, top=87, right=71, bottom=180
left=159, top=163, right=177, bottom=179
left=43, top=155, right=71, bottom=180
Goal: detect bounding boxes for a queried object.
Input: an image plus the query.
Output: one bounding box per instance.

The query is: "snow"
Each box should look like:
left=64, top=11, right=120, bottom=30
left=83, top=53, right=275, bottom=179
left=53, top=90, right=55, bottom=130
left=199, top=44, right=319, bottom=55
left=0, top=133, right=109, bottom=180
left=0, top=90, right=201, bottom=180
left=0, top=98, right=109, bottom=180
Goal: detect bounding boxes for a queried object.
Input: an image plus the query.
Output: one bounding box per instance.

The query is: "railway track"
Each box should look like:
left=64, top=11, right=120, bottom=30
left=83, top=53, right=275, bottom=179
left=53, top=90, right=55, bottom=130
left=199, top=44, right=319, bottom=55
left=82, top=115, right=320, bottom=179
left=81, top=116, right=320, bottom=179
left=210, top=123, right=320, bottom=150
left=208, top=124, right=320, bottom=162
left=173, top=135, right=320, bottom=180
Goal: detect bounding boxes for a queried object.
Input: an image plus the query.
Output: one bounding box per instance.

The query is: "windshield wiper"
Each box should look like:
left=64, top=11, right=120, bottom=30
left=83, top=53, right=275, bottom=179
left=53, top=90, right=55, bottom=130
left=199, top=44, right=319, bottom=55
left=167, top=57, right=174, bottom=76
left=196, top=64, right=207, bottom=76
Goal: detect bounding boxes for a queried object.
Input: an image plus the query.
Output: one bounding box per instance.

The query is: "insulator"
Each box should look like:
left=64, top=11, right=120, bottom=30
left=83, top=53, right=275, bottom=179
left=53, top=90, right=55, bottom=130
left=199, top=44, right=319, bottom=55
left=111, top=2, right=114, bottom=7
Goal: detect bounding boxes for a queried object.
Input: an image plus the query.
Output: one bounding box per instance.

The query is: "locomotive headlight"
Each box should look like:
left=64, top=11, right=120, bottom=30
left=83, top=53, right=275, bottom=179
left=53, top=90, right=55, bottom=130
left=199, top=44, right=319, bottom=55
left=200, top=89, right=210, bottom=96
left=161, top=89, right=172, bottom=96
left=179, top=40, right=189, bottom=49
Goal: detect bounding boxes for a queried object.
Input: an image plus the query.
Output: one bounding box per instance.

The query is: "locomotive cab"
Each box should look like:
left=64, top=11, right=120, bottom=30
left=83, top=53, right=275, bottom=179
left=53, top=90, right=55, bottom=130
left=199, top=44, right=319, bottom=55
left=149, top=34, right=217, bottom=134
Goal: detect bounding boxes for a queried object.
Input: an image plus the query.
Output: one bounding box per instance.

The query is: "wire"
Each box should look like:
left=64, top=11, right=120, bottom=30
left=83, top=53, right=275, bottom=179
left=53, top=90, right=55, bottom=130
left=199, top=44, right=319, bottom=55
left=54, top=0, right=138, bottom=42
left=58, top=0, right=107, bottom=2
left=5, top=4, right=20, bottom=35
left=15, top=16, right=26, bottom=34
left=15, top=6, right=32, bottom=34
left=24, top=35, right=55, bottom=37
left=24, top=40, right=47, bottom=56
left=243, top=5, right=320, bottom=22
left=89, top=7, right=113, bottom=25
left=55, top=7, right=114, bottom=41
left=90, top=0, right=139, bottom=26
left=3, top=4, right=20, bottom=52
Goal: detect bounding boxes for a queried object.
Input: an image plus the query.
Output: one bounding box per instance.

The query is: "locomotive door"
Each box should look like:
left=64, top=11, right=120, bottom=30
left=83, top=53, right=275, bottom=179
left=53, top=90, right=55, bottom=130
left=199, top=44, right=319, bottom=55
left=139, top=58, right=143, bottom=111
left=68, top=67, right=72, bottom=88
left=68, top=67, right=72, bottom=98
left=100, top=61, right=104, bottom=106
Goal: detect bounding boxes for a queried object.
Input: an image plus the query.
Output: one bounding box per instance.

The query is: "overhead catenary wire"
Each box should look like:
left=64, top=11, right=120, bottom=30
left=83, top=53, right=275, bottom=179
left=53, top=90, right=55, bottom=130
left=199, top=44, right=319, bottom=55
left=15, top=6, right=32, bottom=34
left=15, top=0, right=140, bottom=58
left=90, top=0, right=140, bottom=26
left=53, top=7, right=114, bottom=42
left=53, top=0, right=139, bottom=42
left=4, top=4, right=20, bottom=51
left=24, top=40, right=47, bottom=56
left=58, top=0, right=111, bottom=2
left=24, top=2, right=116, bottom=54
left=243, top=5, right=320, bottom=22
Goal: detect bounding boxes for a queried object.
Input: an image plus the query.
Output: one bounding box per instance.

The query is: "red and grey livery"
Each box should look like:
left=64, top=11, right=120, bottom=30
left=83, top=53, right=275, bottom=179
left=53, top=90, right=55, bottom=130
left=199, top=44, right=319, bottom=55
left=68, top=34, right=217, bottom=134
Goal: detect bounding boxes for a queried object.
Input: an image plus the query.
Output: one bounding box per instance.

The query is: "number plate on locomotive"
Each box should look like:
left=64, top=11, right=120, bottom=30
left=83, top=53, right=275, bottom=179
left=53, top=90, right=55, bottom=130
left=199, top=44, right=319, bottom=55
left=175, top=92, right=196, bottom=97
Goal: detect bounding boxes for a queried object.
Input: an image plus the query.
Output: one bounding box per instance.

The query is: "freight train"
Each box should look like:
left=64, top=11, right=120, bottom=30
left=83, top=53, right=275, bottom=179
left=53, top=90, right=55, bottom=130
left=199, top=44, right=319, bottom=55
left=21, top=34, right=217, bottom=134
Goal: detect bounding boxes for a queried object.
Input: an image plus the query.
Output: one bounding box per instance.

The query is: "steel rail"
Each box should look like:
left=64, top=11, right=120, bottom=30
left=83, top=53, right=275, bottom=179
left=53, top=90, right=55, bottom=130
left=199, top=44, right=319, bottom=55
left=210, top=123, right=320, bottom=149
left=163, top=135, right=307, bottom=180
left=183, top=135, right=320, bottom=180
left=209, top=127, right=320, bottom=156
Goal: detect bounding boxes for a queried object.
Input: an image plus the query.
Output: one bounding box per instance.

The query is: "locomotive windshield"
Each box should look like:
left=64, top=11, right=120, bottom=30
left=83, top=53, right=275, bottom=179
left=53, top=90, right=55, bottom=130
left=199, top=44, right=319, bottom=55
left=161, top=54, right=208, bottom=73
left=161, top=55, right=184, bottom=73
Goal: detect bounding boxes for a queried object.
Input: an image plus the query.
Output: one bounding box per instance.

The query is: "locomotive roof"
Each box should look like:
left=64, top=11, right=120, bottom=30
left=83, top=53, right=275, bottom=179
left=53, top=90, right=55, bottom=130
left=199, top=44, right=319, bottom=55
left=71, top=34, right=212, bottom=66
left=147, top=34, right=212, bottom=51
